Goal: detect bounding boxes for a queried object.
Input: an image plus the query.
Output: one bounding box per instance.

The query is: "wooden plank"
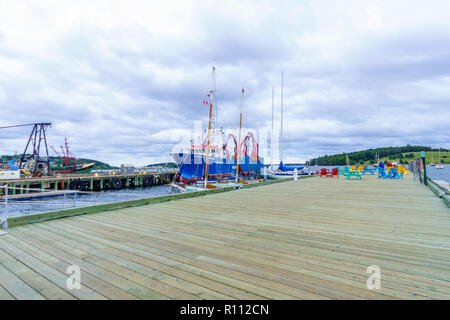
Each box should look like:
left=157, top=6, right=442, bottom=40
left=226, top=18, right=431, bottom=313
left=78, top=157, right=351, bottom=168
left=0, top=284, right=15, bottom=300
left=0, top=237, right=107, bottom=300
left=0, top=248, right=76, bottom=300
left=1, top=175, right=449, bottom=300
left=9, top=229, right=199, bottom=300
left=0, top=263, right=44, bottom=300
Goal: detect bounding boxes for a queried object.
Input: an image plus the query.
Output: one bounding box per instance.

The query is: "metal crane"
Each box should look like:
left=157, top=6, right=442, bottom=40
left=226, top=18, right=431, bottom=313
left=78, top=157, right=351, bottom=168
left=0, top=123, right=52, bottom=176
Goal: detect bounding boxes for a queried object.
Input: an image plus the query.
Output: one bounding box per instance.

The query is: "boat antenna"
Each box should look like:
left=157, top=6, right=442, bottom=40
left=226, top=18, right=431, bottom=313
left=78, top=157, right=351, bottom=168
left=211, top=65, right=217, bottom=129
left=280, top=71, right=284, bottom=165
left=236, top=88, right=244, bottom=182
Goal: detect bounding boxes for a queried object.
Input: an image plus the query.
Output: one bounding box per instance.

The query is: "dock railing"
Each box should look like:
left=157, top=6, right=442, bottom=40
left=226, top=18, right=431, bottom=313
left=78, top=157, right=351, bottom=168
left=408, top=159, right=424, bottom=183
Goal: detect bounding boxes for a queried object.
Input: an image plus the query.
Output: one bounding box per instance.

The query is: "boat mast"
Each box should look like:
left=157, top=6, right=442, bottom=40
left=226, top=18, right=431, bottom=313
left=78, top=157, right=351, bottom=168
left=271, top=87, right=274, bottom=171
left=204, top=66, right=216, bottom=188
left=204, top=92, right=213, bottom=188
left=236, top=88, right=244, bottom=182
left=280, top=71, right=284, bottom=165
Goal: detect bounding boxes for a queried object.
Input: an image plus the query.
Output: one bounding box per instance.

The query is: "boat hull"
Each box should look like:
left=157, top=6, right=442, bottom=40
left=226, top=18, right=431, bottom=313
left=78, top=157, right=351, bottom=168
left=172, top=153, right=263, bottom=179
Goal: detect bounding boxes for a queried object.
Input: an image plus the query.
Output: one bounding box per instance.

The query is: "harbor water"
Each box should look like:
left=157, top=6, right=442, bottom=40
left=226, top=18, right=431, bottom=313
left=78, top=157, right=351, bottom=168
left=2, top=185, right=170, bottom=218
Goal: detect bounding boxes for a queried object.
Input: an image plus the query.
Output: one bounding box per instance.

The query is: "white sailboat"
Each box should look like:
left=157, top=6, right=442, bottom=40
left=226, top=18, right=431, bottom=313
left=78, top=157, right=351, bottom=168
left=436, top=148, right=444, bottom=169
left=267, top=71, right=309, bottom=179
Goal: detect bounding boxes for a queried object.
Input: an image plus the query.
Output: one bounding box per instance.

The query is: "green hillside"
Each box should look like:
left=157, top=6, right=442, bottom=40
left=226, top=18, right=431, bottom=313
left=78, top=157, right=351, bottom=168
left=310, top=146, right=449, bottom=165
left=0, top=155, right=117, bottom=172
left=146, top=162, right=178, bottom=168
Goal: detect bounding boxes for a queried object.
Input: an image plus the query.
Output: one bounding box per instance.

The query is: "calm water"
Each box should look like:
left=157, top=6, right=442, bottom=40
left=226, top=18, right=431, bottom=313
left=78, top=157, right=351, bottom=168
left=2, top=185, right=170, bottom=218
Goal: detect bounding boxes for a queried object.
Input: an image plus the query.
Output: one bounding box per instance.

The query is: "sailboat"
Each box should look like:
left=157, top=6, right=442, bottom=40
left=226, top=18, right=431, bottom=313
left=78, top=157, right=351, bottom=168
left=430, top=152, right=435, bottom=166
left=171, top=66, right=263, bottom=188
left=436, top=148, right=444, bottom=169
left=267, top=71, right=309, bottom=179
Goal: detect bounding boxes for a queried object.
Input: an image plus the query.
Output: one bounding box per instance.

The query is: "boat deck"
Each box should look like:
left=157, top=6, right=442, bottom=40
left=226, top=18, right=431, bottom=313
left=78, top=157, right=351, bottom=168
left=0, top=175, right=449, bottom=299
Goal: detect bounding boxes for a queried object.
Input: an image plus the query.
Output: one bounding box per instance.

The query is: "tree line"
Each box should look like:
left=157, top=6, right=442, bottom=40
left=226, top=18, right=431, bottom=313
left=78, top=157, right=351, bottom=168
left=309, top=145, right=440, bottom=166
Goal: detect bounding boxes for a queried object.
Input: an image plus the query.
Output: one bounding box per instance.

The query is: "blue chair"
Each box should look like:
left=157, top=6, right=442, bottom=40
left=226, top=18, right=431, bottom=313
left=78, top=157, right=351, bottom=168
left=377, top=167, right=387, bottom=179
left=389, top=168, right=403, bottom=179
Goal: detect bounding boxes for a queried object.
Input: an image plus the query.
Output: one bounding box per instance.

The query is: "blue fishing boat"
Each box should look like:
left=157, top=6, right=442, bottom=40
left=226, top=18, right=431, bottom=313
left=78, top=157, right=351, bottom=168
left=171, top=66, right=263, bottom=187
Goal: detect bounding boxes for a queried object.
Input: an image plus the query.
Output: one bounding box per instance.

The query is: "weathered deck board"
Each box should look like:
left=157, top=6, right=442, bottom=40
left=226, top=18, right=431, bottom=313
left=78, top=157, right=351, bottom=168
left=0, top=175, right=449, bottom=300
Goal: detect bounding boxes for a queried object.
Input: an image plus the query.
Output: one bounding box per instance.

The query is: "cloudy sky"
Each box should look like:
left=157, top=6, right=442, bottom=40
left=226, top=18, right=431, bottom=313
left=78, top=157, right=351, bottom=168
left=1, top=0, right=449, bottom=166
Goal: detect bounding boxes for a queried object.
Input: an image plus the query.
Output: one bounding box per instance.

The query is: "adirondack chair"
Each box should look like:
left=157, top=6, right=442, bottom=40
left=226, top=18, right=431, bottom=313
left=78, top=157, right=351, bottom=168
left=332, top=168, right=339, bottom=177
left=377, top=166, right=387, bottom=179
left=320, top=168, right=328, bottom=178
left=389, top=168, right=403, bottom=179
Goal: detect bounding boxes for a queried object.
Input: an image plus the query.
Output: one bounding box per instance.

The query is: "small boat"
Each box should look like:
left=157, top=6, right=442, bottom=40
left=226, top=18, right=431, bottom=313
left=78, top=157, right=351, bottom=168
left=267, top=71, right=311, bottom=179
left=51, top=137, right=95, bottom=174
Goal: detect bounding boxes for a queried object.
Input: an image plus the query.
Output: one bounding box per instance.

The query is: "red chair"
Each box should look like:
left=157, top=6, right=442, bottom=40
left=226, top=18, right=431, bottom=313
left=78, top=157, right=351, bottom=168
left=332, top=168, right=339, bottom=177
left=320, top=168, right=328, bottom=178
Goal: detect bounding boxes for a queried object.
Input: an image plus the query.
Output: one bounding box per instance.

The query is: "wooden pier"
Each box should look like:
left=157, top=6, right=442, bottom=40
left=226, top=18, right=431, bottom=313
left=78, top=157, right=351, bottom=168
left=0, top=175, right=449, bottom=300
left=0, top=171, right=177, bottom=196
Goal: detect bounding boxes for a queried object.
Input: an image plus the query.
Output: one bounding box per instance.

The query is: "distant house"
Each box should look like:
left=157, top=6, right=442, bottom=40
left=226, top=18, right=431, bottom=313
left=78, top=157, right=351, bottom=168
left=119, top=164, right=135, bottom=174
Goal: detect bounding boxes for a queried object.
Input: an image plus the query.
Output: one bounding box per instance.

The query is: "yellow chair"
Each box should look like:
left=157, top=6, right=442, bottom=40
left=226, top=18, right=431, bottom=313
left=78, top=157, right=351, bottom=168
left=358, top=166, right=364, bottom=172
left=350, top=166, right=356, bottom=171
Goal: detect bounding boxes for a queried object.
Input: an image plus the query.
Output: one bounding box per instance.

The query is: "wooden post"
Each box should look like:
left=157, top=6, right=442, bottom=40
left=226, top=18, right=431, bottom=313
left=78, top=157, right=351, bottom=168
left=100, top=178, right=103, bottom=190
left=26, top=182, right=30, bottom=194
left=90, top=178, right=93, bottom=191
left=54, top=180, right=58, bottom=191
left=12, top=183, right=16, bottom=195
left=421, top=151, right=428, bottom=185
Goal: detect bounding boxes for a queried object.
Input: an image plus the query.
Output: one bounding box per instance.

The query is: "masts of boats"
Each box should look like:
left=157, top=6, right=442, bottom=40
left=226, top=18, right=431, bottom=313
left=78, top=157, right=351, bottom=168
left=271, top=87, right=274, bottom=171
left=235, top=89, right=244, bottom=182
left=280, top=71, right=284, bottom=165
left=436, top=147, right=444, bottom=169
left=204, top=88, right=214, bottom=188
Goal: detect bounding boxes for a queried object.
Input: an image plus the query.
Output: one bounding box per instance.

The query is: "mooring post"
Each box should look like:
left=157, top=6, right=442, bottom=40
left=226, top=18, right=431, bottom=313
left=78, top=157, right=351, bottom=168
left=421, top=151, right=428, bottom=185
left=4, top=184, right=8, bottom=229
